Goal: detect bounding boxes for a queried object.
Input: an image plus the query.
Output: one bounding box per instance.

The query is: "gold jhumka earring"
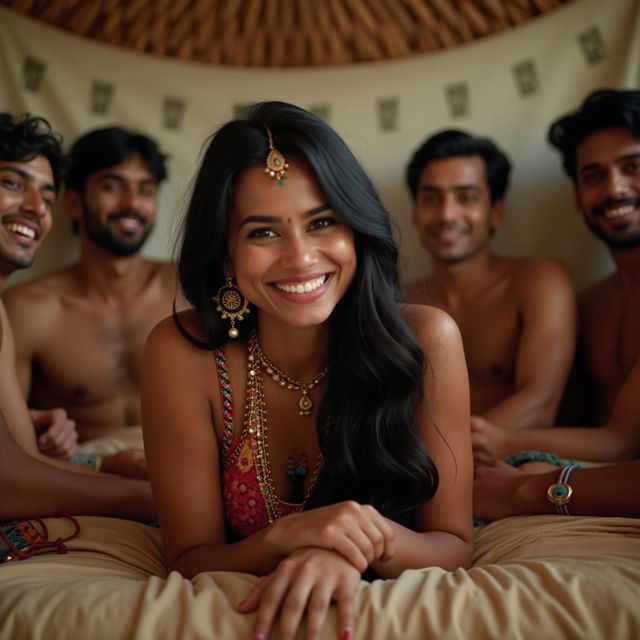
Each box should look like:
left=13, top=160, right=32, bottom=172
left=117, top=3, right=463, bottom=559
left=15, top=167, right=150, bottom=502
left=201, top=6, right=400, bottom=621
left=214, top=276, right=250, bottom=339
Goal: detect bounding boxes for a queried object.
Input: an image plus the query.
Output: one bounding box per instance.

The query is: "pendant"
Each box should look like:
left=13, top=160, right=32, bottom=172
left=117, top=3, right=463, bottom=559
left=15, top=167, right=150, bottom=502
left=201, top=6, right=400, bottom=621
left=287, top=453, right=309, bottom=503
left=298, top=392, right=312, bottom=417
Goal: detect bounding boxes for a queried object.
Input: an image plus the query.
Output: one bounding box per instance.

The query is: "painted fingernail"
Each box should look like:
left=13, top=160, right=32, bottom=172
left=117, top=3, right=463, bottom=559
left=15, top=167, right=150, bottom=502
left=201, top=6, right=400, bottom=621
left=341, top=627, right=353, bottom=640
left=253, top=634, right=266, bottom=640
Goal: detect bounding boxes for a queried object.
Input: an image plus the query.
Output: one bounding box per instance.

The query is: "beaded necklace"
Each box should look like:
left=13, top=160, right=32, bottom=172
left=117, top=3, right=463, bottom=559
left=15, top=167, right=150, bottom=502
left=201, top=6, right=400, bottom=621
left=246, top=331, right=324, bottom=523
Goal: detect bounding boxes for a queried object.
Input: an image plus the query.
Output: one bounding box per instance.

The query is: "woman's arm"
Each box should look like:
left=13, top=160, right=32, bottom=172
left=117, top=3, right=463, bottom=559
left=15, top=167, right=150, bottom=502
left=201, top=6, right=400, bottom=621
left=370, top=305, right=474, bottom=578
left=142, top=315, right=394, bottom=578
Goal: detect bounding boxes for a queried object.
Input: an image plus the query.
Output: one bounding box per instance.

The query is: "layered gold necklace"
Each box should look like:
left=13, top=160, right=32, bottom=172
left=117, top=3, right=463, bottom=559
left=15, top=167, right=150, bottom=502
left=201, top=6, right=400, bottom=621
left=249, top=331, right=328, bottom=417
left=245, top=330, right=325, bottom=522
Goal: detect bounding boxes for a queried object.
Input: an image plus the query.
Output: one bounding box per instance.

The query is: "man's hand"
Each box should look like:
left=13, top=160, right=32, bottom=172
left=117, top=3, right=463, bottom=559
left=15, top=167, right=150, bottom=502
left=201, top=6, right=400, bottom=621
left=473, top=461, right=528, bottom=520
left=31, top=407, right=78, bottom=459
left=471, top=415, right=512, bottom=464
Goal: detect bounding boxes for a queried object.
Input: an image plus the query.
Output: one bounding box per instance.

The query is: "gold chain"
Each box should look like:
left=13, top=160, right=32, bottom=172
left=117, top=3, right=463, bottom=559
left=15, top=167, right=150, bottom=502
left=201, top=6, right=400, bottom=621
left=249, top=331, right=328, bottom=417
left=246, top=333, right=323, bottom=524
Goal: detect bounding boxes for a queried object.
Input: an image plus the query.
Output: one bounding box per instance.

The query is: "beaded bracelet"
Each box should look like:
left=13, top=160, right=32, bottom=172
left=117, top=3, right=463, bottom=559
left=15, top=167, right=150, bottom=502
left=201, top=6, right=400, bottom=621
left=0, top=513, right=80, bottom=563
left=69, top=452, right=103, bottom=471
left=546, top=464, right=580, bottom=515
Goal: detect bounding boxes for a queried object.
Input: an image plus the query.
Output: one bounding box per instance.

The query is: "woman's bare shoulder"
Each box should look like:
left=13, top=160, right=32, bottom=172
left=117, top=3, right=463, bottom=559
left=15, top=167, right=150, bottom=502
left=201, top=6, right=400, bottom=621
left=401, top=303, right=461, bottom=346
left=147, top=309, right=208, bottom=353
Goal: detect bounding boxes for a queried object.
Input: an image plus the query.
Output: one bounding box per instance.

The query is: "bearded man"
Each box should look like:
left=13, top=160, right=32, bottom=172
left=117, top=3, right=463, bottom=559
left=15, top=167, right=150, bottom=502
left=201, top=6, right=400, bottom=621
left=4, top=126, right=181, bottom=445
left=472, top=89, right=640, bottom=464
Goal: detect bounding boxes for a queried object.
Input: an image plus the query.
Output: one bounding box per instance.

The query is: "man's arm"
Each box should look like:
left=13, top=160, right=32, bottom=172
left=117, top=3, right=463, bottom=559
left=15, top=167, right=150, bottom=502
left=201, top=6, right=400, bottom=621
left=0, top=301, right=154, bottom=519
left=474, top=460, right=640, bottom=520
left=3, top=286, right=82, bottom=456
left=2, top=284, right=44, bottom=396
left=0, top=300, right=42, bottom=452
left=481, top=259, right=577, bottom=428
left=472, top=355, right=640, bottom=463
left=0, top=409, right=154, bottom=521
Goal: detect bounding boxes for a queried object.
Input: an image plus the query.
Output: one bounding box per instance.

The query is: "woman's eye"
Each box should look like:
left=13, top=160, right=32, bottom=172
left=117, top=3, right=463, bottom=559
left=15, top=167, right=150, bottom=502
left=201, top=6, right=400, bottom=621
left=309, top=217, right=336, bottom=230
left=247, top=227, right=276, bottom=239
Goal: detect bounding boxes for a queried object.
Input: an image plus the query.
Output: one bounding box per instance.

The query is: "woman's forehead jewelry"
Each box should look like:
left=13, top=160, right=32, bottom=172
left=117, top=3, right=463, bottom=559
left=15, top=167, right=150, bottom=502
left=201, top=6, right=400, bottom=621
left=264, top=127, right=289, bottom=186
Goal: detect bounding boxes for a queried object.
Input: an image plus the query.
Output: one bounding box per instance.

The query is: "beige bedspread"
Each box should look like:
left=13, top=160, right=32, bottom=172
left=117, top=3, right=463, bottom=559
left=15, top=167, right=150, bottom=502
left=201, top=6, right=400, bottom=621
left=1, top=513, right=638, bottom=640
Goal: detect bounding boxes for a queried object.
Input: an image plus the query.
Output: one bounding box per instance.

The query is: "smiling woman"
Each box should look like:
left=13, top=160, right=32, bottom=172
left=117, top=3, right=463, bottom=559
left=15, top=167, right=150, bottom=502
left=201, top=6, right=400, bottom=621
left=228, top=156, right=357, bottom=331
left=141, top=101, right=473, bottom=640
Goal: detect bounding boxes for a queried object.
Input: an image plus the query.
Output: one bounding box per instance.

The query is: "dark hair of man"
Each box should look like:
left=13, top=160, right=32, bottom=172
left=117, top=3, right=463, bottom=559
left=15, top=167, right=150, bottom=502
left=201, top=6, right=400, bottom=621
left=406, top=129, right=512, bottom=203
left=65, top=126, right=168, bottom=193
left=548, top=88, right=640, bottom=183
left=174, top=101, right=438, bottom=527
left=0, top=113, right=64, bottom=192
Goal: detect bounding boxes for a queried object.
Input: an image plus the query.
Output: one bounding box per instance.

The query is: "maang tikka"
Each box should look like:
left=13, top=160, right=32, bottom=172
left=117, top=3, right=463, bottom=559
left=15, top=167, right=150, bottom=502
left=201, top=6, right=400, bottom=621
left=264, top=127, right=289, bottom=186
left=215, top=276, right=250, bottom=339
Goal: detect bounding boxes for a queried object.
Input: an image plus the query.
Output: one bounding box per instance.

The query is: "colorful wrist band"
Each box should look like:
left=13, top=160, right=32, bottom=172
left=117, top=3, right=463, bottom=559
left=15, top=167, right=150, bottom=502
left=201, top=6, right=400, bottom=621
left=69, top=452, right=103, bottom=471
left=546, top=464, right=579, bottom=515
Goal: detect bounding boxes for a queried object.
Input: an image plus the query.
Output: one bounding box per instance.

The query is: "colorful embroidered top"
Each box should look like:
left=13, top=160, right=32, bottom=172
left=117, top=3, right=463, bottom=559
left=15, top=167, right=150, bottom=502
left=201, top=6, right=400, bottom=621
left=215, top=348, right=303, bottom=539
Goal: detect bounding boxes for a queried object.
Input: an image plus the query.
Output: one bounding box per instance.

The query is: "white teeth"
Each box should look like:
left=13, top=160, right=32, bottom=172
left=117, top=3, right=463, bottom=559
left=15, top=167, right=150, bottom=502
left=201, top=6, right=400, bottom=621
left=5, top=223, right=35, bottom=239
left=604, top=205, right=635, bottom=219
left=275, top=275, right=326, bottom=294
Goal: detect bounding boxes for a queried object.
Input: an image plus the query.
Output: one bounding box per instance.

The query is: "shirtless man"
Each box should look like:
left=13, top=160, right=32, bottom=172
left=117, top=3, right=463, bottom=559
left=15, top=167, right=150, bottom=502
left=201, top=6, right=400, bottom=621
left=472, top=89, right=640, bottom=464
left=4, top=126, right=180, bottom=444
left=0, top=112, right=153, bottom=520
left=404, top=130, right=576, bottom=428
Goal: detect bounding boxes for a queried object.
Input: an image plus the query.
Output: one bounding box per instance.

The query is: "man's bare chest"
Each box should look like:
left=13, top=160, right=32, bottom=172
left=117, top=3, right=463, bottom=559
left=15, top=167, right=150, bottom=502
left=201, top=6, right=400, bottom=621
left=583, top=294, right=640, bottom=389
left=446, top=300, right=520, bottom=383
left=32, top=306, right=163, bottom=401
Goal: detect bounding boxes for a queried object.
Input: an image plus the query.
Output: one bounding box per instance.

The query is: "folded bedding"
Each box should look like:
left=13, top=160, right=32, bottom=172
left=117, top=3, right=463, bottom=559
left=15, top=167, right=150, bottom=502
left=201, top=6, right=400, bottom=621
left=0, top=514, right=638, bottom=640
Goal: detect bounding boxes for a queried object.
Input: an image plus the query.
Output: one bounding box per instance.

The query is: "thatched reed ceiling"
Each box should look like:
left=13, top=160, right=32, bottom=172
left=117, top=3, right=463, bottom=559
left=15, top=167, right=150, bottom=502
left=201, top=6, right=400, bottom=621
left=1, top=0, right=574, bottom=67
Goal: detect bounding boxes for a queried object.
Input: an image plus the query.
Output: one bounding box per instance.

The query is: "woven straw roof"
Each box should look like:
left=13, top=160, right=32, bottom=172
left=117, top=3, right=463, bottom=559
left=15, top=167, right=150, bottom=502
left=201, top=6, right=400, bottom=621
left=1, top=0, right=574, bottom=67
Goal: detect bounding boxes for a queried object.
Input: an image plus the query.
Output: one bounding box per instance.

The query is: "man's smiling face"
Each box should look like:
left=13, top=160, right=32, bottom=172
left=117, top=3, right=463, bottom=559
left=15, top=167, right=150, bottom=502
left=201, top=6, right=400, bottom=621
left=574, top=126, right=640, bottom=250
left=0, top=154, right=54, bottom=277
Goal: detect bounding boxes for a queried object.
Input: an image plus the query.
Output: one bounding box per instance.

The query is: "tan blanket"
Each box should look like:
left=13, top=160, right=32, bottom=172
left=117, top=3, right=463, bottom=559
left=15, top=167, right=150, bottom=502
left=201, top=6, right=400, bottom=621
left=76, top=426, right=144, bottom=456
left=1, top=514, right=638, bottom=639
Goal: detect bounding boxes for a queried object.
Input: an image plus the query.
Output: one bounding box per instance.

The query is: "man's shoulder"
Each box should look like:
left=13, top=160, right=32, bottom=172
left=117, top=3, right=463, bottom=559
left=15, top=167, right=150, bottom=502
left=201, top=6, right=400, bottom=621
left=3, top=268, right=76, bottom=307
left=579, top=273, right=617, bottom=297
left=510, top=256, right=572, bottom=283
left=2, top=271, right=76, bottom=343
left=144, top=258, right=174, bottom=271
left=143, top=259, right=177, bottom=284
left=497, top=256, right=570, bottom=297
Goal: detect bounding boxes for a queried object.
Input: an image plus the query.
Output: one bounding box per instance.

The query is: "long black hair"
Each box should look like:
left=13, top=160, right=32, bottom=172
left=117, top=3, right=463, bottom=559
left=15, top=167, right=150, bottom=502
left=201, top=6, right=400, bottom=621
left=175, top=101, right=438, bottom=526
